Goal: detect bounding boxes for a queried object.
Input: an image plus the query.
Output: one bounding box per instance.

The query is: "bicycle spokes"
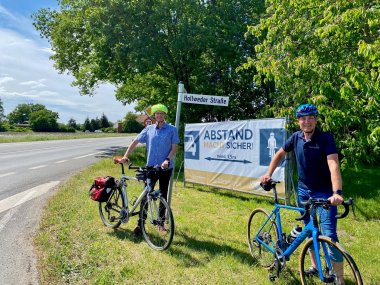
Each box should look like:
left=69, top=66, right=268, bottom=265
left=140, top=197, right=174, bottom=250
left=99, top=187, right=124, bottom=228
left=247, top=209, right=279, bottom=269
left=300, top=236, right=363, bottom=284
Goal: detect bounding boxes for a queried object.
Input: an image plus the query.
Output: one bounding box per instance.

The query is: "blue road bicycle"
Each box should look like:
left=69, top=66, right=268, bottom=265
left=247, top=180, right=362, bottom=284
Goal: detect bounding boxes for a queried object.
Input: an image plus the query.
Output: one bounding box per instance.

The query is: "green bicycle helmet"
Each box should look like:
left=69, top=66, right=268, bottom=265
left=151, top=103, right=168, bottom=115
left=295, top=103, right=318, bottom=118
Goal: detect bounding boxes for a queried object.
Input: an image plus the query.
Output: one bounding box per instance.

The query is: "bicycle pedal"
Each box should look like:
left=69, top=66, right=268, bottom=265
left=268, top=274, right=276, bottom=282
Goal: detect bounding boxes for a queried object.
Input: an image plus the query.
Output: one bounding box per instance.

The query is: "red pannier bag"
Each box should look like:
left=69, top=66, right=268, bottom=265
left=89, top=176, right=116, bottom=202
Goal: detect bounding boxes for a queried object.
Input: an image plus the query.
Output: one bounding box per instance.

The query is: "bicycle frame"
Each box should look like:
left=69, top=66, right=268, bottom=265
left=256, top=203, right=334, bottom=282
left=118, top=172, right=156, bottom=221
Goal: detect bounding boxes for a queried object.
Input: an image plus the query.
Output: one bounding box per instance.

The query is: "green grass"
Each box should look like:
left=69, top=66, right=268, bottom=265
left=34, top=149, right=380, bottom=284
left=0, top=132, right=133, bottom=143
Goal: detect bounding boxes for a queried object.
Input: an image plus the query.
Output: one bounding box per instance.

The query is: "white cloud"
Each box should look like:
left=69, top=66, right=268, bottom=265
left=20, top=79, right=46, bottom=89
left=0, top=75, right=15, bottom=85
left=0, top=6, right=134, bottom=124
left=0, top=5, right=17, bottom=20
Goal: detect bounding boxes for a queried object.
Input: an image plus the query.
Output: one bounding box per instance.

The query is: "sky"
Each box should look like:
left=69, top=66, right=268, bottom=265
left=0, top=0, right=135, bottom=124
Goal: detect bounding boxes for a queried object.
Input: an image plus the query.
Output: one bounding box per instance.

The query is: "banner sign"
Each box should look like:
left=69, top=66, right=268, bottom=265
left=184, top=118, right=287, bottom=197
left=181, top=93, right=229, bottom=106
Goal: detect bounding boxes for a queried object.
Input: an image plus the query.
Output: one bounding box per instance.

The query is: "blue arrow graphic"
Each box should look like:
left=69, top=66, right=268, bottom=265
left=205, top=157, right=252, bottom=164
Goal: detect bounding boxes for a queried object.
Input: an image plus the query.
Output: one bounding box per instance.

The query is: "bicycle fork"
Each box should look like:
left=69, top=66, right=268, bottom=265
left=311, top=231, right=336, bottom=283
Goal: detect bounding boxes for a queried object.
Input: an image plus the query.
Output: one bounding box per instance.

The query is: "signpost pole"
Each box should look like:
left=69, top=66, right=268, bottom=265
left=167, top=82, right=184, bottom=207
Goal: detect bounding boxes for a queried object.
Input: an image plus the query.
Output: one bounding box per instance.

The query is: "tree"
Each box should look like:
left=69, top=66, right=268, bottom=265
left=67, top=118, right=79, bottom=130
left=0, top=98, right=4, bottom=121
left=29, top=109, right=59, bottom=132
left=243, top=0, right=380, bottom=166
left=7, top=103, right=46, bottom=124
left=32, top=0, right=268, bottom=123
left=100, top=113, right=110, bottom=128
left=90, top=117, right=101, bottom=131
left=83, top=117, right=92, bottom=131
left=0, top=98, right=5, bottom=131
left=122, top=112, right=144, bottom=133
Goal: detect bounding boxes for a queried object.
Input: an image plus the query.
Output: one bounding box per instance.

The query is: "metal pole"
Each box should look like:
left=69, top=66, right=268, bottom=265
left=167, top=82, right=184, bottom=207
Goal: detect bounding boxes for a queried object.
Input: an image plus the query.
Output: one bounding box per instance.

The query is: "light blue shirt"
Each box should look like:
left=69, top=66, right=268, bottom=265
left=137, top=123, right=180, bottom=167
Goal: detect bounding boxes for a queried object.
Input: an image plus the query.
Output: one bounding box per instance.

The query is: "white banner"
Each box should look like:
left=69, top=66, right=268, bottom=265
left=184, top=118, right=287, bottom=197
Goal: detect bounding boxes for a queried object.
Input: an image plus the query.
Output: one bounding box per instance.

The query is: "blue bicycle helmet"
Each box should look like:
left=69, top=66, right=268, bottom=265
left=295, top=103, right=318, bottom=117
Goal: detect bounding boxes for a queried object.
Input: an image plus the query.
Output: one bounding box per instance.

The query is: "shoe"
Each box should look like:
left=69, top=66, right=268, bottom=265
left=304, top=266, right=319, bottom=277
left=133, top=226, right=142, bottom=236
left=158, top=225, right=167, bottom=236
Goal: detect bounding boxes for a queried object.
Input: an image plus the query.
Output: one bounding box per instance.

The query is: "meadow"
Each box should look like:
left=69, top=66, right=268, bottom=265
left=33, top=148, right=379, bottom=284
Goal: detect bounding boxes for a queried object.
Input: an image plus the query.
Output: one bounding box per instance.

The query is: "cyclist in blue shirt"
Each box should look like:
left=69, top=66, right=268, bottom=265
left=120, top=103, right=180, bottom=235
left=260, top=103, right=344, bottom=280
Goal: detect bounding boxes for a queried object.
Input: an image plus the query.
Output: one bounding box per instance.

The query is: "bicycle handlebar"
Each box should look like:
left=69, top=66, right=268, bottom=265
left=296, top=198, right=353, bottom=221
left=260, top=179, right=353, bottom=220
left=260, top=180, right=280, bottom=191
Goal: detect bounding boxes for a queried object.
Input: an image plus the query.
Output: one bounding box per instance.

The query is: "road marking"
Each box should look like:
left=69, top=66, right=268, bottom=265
left=29, top=165, right=47, bottom=170
left=0, top=172, right=16, bottom=178
left=55, top=160, right=67, bottom=164
left=73, top=151, right=105, bottom=159
left=0, top=181, right=60, bottom=215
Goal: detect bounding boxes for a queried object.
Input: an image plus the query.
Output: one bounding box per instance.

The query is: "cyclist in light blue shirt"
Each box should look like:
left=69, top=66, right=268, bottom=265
left=121, top=103, right=180, bottom=235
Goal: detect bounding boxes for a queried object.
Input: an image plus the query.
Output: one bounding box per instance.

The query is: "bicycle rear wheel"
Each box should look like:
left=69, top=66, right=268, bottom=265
left=299, top=236, right=363, bottom=284
left=99, top=187, right=124, bottom=228
left=247, top=208, right=278, bottom=268
left=140, top=196, right=174, bottom=250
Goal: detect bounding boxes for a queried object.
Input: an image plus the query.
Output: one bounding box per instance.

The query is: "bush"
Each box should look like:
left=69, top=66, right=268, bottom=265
left=102, top=127, right=116, bottom=133
left=123, top=120, right=144, bottom=133
left=0, top=122, right=7, bottom=132
left=58, top=123, right=76, bottom=132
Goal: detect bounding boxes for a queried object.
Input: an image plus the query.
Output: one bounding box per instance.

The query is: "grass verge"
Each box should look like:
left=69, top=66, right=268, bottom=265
left=0, top=132, right=132, bottom=143
left=34, top=150, right=380, bottom=284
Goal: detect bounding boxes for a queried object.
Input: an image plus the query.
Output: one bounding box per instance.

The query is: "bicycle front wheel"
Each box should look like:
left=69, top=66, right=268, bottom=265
left=247, top=208, right=278, bottom=268
left=299, top=236, right=362, bottom=285
left=99, top=187, right=124, bottom=228
left=140, top=196, right=174, bottom=250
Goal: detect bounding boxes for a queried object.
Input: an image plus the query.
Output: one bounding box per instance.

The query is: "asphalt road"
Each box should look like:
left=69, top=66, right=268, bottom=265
left=0, top=136, right=134, bottom=285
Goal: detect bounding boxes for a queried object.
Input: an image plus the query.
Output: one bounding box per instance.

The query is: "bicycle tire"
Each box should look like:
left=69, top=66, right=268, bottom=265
left=299, top=236, right=363, bottom=285
left=98, top=186, right=124, bottom=228
left=140, top=196, right=174, bottom=250
left=247, top=208, right=279, bottom=268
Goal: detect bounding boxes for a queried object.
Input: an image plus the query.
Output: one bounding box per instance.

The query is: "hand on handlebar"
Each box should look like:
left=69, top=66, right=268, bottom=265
left=328, top=193, right=344, bottom=206
left=161, top=160, right=170, bottom=170
left=297, top=198, right=353, bottom=220
left=260, top=175, right=271, bottom=184
left=113, top=156, right=129, bottom=164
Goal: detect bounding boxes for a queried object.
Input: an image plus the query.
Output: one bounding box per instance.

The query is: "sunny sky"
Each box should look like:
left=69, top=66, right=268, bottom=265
left=0, top=0, right=135, bottom=124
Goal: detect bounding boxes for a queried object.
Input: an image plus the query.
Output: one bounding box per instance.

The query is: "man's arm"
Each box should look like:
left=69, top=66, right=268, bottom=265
left=327, top=153, right=344, bottom=205
left=260, top=147, right=287, bottom=183
left=161, top=144, right=177, bottom=169
left=121, top=138, right=140, bottom=162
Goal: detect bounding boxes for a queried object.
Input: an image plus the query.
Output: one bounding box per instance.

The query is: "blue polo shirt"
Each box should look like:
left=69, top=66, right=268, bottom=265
left=283, top=129, right=338, bottom=193
left=137, top=123, right=180, bottom=168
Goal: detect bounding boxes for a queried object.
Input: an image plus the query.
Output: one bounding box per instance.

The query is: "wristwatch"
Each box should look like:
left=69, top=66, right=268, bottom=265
left=333, top=189, right=343, bottom=196
left=165, top=157, right=170, bottom=162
